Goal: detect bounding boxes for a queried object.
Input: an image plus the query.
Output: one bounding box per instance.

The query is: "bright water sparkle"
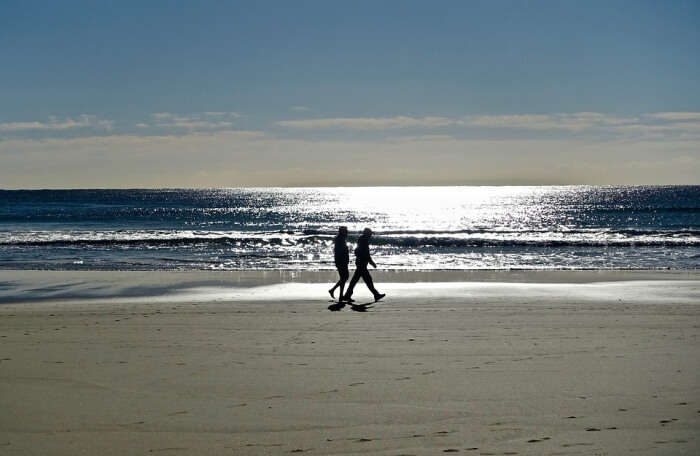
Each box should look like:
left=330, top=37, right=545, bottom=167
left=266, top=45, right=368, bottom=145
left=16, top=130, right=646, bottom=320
left=0, top=186, right=698, bottom=270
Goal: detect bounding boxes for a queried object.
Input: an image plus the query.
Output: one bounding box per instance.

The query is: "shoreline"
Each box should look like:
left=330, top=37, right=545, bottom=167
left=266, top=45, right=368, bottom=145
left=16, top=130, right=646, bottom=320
left=1, top=268, right=698, bottom=305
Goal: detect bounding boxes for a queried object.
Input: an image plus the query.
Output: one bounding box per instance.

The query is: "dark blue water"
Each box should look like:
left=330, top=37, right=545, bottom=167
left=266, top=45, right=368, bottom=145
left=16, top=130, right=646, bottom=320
left=0, top=186, right=698, bottom=270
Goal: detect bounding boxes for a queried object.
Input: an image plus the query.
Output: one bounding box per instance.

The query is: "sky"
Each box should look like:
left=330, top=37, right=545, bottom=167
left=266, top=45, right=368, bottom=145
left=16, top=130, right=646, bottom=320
left=1, top=0, right=699, bottom=188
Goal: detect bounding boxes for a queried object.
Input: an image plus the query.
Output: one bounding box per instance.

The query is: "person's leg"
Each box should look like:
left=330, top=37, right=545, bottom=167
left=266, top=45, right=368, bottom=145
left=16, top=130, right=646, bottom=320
left=328, top=280, right=339, bottom=298
left=338, top=266, right=349, bottom=301
left=360, top=268, right=380, bottom=297
left=329, top=265, right=343, bottom=298
left=343, top=268, right=361, bottom=300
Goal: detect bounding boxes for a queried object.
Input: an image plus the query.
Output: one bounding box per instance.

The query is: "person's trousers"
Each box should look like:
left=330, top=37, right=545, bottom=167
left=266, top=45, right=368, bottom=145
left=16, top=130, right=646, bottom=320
left=345, top=263, right=378, bottom=298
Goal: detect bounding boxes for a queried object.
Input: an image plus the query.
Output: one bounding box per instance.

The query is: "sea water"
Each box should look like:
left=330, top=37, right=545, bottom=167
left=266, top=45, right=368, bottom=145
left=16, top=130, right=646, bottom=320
left=0, top=186, right=698, bottom=270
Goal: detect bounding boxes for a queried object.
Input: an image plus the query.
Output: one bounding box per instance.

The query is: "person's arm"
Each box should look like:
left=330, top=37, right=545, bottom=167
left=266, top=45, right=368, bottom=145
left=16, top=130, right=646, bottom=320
left=368, top=253, right=376, bottom=268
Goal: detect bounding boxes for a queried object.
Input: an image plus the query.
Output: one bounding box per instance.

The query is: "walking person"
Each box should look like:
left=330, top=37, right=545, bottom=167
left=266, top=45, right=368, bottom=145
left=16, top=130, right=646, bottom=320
left=328, top=226, right=350, bottom=301
left=342, top=228, right=386, bottom=303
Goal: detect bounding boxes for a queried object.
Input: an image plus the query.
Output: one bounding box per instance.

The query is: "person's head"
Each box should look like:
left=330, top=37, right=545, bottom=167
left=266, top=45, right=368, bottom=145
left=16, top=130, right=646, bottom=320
left=362, top=227, right=373, bottom=238
left=338, top=226, right=348, bottom=237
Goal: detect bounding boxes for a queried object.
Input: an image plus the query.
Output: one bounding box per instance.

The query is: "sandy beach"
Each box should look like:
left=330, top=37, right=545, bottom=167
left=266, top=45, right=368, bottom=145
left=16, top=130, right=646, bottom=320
left=1, top=270, right=699, bottom=455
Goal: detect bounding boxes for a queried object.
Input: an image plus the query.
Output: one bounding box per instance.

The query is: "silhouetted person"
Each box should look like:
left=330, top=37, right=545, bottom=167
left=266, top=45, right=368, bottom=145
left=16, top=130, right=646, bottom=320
left=328, top=226, right=349, bottom=301
left=342, top=228, right=386, bottom=302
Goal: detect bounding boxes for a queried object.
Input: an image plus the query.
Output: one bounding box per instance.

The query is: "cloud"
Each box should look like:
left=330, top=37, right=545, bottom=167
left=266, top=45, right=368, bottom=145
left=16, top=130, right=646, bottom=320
left=612, top=121, right=700, bottom=134
left=149, top=112, right=235, bottom=130
left=274, top=113, right=638, bottom=131
left=289, top=106, right=311, bottom=112
left=461, top=112, right=639, bottom=131
left=646, top=112, right=700, bottom=121
left=274, top=112, right=700, bottom=138
left=202, top=111, right=242, bottom=118
left=0, top=115, right=113, bottom=132
left=386, top=134, right=456, bottom=142
left=276, top=116, right=456, bottom=130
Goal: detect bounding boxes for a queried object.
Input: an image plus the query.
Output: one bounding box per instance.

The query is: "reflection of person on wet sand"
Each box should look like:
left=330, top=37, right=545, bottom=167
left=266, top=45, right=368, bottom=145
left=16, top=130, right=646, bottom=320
left=328, top=226, right=349, bottom=302
left=343, top=228, right=386, bottom=303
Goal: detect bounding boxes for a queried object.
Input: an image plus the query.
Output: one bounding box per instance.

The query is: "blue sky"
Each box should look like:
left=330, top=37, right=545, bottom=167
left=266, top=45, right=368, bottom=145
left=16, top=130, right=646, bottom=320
left=1, top=0, right=699, bottom=187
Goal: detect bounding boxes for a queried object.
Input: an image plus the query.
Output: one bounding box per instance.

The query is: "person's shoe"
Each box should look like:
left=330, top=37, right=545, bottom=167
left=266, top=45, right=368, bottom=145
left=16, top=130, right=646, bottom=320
left=341, top=296, right=355, bottom=303
left=374, top=293, right=386, bottom=302
left=328, top=289, right=335, bottom=299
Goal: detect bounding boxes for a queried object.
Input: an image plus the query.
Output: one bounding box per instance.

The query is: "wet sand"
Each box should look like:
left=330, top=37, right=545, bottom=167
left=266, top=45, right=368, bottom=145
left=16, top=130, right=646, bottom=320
left=1, top=270, right=699, bottom=455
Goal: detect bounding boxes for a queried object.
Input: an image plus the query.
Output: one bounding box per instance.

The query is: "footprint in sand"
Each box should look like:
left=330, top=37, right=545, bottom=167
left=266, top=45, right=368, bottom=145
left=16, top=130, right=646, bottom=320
left=395, top=376, right=411, bottom=381
left=527, top=437, right=550, bottom=443
left=167, top=411, right=188, bottom=416
left=243, top=443, right=283, bottom=448
left=355, top=438, right=372, bottom=442
left=562, top=443, right=594, bottom=448
left=443, top=449, right=459, bottom=453
left=585, top=428, right=601, bottom=432
left=348, top=382, right=364, bottom=387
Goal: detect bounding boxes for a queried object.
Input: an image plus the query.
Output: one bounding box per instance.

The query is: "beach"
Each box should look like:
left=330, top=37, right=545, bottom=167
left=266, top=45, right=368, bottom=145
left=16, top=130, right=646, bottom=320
left=0, top=270, right=698, bottom=455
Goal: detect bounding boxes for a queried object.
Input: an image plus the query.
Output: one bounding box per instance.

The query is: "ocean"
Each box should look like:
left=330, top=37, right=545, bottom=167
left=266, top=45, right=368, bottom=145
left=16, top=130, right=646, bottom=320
left=0, top=186, right=698, bottom=271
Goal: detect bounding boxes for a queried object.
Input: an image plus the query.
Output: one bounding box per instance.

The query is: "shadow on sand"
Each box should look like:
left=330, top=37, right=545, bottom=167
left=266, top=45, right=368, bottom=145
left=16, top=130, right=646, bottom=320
left=327, top=302, right=374, bottom=312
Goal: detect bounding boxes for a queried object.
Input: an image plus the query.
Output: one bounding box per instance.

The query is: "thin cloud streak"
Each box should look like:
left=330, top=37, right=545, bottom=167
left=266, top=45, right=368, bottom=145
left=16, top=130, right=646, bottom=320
left=149, top=112, right=238, bottom=130
left=276, top=116, right=456, bottom=130
left=275, top=112, right=700, bottom=137
left=646, top=112, right=700, bottom=121
left=0, top=115, right=113, bottom=132
left=462, top=113, right=639, bottom=131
